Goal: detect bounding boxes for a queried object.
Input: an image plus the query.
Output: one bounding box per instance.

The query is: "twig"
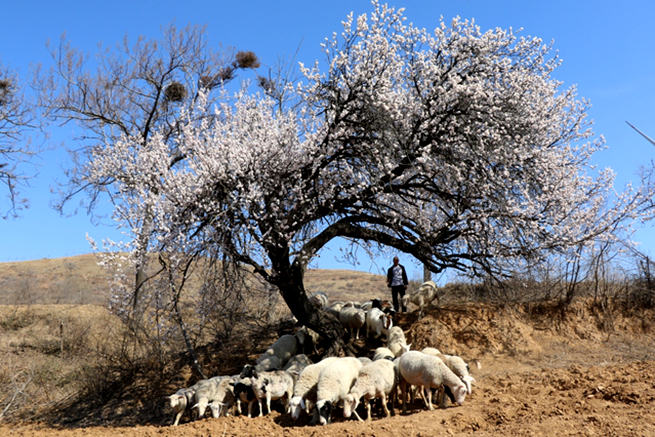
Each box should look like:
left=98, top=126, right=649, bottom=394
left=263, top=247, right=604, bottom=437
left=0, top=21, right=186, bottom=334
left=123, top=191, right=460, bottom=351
left=0, top=372, right=33, bottom=421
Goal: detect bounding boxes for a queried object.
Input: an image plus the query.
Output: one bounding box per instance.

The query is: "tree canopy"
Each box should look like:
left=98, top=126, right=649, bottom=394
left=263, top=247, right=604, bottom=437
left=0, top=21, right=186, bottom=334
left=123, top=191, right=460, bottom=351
left=81, top=3, right=638, bottom=348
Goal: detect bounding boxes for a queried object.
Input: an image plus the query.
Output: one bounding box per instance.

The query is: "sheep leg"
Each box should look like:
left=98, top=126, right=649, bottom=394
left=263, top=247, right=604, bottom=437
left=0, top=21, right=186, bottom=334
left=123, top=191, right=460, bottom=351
left=425, top=387, right=434, bottom=410
left=247, top=400, right=253, bottom=418
left=400, top=380, right=408, bottom=414
left=353, top=408, right=364, bottom=422
left=258, top=398, right=264, bottom=417
left=173, top=410, right=183, bottom=426
left=266, top=393, right=272, bottom=416
left=381, top=393, right=390, bottom=417
left=420, top=386, right=429, bottom=409
left=364, top=400, right=372, bottom=421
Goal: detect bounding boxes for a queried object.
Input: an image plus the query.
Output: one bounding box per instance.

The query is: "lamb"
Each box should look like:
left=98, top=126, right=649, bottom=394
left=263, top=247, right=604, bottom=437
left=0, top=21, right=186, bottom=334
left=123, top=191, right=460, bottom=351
left=420, top=348, right=476, bottom=395
left=289, top=356, right=340, bottom=420
left=386, top=326, right=411, bottom=357
left=339, top=306, right=366, bottom=339
left=397, top=351, right=467, bottom=413
left=255, top=333, right=298, bottom=371
left=342, top=359, right=397, bottom=421
left=315, top=357, right=363, bottom=425
left=167, top=387, right=195, bottom=426
left=365, top=307, right=393, bottom=339
left=372, top=346, right=395, bottom=361
left=402, top=280, right=439, bottom=317
left=241, top=365, right=295, bottom=417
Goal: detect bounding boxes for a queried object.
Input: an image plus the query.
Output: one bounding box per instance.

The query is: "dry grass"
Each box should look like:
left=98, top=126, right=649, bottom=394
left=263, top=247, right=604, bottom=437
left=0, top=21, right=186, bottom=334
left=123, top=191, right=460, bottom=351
left=0, top=255, right=390, bottom=424
left=0, top=255, right=391, bottom=305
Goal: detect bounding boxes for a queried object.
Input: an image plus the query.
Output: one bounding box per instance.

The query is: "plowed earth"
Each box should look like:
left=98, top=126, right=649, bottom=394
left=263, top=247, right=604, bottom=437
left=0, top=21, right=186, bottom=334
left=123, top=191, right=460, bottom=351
left=3, top=301, right=655, bottom=436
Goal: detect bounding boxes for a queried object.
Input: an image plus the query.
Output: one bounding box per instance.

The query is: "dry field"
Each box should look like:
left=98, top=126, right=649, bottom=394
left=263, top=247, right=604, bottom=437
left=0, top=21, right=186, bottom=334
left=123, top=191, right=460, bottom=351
left=1, top=255, right=655, bottom=436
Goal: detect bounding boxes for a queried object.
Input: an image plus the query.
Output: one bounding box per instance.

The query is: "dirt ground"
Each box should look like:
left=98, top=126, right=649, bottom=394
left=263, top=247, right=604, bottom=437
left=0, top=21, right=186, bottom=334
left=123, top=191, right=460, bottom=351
left=3, top=302, right=655, bottom=436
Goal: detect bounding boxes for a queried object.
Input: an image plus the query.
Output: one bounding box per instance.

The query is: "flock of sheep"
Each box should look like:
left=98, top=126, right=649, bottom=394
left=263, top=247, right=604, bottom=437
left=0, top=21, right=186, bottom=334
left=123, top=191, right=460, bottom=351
left=166, top=281, right=475, bottom=426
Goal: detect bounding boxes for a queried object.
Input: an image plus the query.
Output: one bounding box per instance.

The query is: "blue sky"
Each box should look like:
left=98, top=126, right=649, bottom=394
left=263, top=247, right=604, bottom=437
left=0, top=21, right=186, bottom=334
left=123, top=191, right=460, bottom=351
left=1, top=0, right=654, bottom=280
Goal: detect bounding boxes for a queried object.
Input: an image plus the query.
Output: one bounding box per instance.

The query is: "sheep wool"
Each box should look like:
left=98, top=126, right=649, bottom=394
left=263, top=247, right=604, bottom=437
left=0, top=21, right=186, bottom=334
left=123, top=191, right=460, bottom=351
left=343, top=359, right=397, bottom=421
left=397, top=351, right=467, bottom=412
left=289, top=356, right=340, bottom=420
left=315, top=357, right=363, bottom=425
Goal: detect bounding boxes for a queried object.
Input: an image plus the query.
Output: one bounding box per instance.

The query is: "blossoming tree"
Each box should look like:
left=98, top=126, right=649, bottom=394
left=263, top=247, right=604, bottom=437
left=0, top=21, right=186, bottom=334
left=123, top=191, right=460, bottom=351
left=86, top=3, right=637, bottom=351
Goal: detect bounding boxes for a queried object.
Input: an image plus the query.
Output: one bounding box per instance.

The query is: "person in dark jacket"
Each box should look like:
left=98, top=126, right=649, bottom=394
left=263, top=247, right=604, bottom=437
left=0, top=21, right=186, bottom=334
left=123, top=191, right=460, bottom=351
left=386, top=256, right=408, bottom=312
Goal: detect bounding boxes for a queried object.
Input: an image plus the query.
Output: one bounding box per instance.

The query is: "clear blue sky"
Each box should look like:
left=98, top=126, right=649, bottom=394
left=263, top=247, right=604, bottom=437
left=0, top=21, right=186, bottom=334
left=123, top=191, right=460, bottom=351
left=1, top=0, right=654, bottom=281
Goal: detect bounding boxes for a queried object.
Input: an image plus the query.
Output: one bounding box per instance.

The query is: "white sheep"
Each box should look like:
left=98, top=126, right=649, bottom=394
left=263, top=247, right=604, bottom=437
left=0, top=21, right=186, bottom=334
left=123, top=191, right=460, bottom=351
left=339, top=306, right=366, bottom=339
left=289, top=356, right=340, bottom=420
left=397, top=351, right=467, bottom=413
left=315, top=357, right=363, bottom=425
left=191, top=375, right=235, bottom=419
left=246, top=368, right=295, bottom=416
left=342, top=359, right=397, bottom=421
left=372, top=346, right=395, bottom=361
left=386, top=326, right=411, bottom=357
left=365, top=307, right=393, bottom=339
left=402, top=280, right=439, bottom=317
left=420, top=348, right=476, bottom=395
left=167, top=387, right=195, bottom=426
left=256, top=333, right=298, bottom=371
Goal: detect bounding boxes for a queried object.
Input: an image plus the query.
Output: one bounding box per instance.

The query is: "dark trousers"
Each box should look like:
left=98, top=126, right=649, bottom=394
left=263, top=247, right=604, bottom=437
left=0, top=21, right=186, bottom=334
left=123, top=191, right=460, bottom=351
left=391, top=285, right=407, bottom=312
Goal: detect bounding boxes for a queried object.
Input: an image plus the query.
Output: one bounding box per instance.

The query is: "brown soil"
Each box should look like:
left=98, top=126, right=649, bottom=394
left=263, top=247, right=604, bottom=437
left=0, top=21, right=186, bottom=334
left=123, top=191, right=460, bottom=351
left=3, top=300, right=655, bottom=436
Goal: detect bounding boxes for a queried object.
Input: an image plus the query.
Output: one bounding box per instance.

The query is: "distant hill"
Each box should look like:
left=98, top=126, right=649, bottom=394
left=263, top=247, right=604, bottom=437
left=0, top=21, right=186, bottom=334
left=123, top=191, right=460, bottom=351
left=0, top=254, right=389, bottom=305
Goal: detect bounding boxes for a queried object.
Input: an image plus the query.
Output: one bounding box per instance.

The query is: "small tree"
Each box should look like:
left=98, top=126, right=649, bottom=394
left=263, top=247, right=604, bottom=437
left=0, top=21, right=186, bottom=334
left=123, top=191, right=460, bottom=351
left=0, top=63, right=36, bottom=217
left=36, top=24, right=260, bottom=321
left=82, top=3, right=639, bottom=353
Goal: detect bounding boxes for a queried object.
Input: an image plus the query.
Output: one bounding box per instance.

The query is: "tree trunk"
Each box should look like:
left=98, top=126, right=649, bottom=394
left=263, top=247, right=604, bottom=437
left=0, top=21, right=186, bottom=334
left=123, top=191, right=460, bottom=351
left=423, top=264, right=432, bottom=283
left=273, top=263, right=349, bottom=356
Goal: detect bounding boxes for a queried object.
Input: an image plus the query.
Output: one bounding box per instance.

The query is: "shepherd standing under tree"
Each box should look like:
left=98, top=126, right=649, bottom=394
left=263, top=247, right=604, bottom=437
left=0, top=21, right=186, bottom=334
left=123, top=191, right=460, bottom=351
left=387, top=256, right=408, bottom=313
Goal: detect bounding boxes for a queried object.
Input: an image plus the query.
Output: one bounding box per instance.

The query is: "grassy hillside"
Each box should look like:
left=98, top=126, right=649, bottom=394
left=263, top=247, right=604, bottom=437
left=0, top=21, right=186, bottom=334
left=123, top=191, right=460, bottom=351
left=0, top=254, right=390, bottom=305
